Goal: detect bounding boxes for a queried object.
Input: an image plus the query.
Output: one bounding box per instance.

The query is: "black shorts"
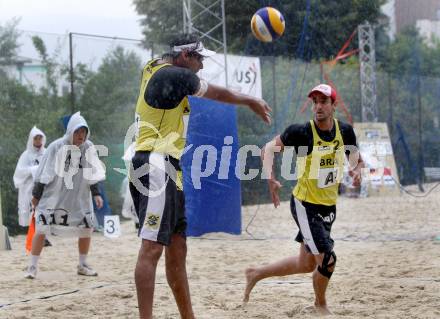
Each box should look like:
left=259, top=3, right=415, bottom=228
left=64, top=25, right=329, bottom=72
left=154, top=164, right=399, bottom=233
left=129, top=151, right=186, bottom=246
left=290, top=195, right=336, bottom=254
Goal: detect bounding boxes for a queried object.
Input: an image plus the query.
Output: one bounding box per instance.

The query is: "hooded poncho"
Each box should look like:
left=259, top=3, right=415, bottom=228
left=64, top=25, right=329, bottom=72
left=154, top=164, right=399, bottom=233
left=120, top=142, right=138, bottom=223
left=13, top=126, right=46, bottom=226
left=33, top=112, right=105, bottom=235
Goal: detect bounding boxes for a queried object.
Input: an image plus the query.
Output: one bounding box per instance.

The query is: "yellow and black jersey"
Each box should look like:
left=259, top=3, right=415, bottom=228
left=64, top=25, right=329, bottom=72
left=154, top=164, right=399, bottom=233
left=134, top=59, right=200, bottom=160
left=280, top=119, right=357, bottom=206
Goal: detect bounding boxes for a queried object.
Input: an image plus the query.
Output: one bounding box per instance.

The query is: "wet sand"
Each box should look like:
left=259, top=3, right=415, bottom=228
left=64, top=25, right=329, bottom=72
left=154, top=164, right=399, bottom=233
left=1, top=185, right=440, bottom=318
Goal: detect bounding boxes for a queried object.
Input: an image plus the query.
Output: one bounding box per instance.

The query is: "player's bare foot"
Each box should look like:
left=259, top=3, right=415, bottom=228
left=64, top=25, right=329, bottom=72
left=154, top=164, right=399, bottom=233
left=243, top=267, right=259, bottom=302
left=314, top=303, right=332, bottom=316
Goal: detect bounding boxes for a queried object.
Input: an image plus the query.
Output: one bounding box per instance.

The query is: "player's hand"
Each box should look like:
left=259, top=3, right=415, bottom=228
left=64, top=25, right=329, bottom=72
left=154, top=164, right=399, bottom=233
left=31, top=196, right=39, bottom=209
left=349, top=168, right=362, bottom=187
left=94, top=195, right=104, bottom=209
left=268, top=179, right=282, bottom=208
left=248, top=98, right=272, bottom=125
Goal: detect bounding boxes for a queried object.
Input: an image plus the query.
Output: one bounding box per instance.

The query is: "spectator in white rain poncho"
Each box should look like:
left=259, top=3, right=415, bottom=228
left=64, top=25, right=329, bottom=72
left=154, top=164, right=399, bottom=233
left=121, top=177, right=138, bottom=228
left=120, top=143, right=138, bottom=229
left=13, top=126, right=46, bottom=227
left=24, top=112, right=105, bottom=279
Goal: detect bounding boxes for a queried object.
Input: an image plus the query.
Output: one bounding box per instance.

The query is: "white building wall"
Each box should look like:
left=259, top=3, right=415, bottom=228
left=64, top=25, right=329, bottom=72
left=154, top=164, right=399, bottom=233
left=417, top=19, right=440, bottom=45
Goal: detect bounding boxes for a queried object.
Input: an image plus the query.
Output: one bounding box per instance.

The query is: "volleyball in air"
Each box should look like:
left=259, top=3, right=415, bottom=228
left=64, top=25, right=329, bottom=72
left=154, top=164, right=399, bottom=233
left=251, top=7, right=285, bottom=42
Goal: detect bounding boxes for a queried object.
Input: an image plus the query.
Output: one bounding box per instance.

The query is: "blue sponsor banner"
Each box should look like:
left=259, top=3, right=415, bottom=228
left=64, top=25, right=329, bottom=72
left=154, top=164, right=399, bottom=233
left=182, top=97, right=241, bottom=236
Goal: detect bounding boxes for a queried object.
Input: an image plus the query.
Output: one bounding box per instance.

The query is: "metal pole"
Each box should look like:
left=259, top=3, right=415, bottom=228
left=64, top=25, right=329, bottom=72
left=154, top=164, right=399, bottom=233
left=271, top=48, right=277, bottom=131
left=221, top=0, right=228, bottom=87
left=416, top=72, right=424, bottom=191
left=413, top=41, right=424, bottom=192
left=182, top=0, right=227, bottom=88
left=67, top=31, right=143, bottom=113
left=69, top=32, right=75, bottom=113
left=68, top=32, right=141, bottom=42
left=183, top=0, right=187, bottom=33
left=387, top=73, right=393, bottom=136
left=358, top=22, right=378, bottom=122
left=188, top=0, right=193, bottom=33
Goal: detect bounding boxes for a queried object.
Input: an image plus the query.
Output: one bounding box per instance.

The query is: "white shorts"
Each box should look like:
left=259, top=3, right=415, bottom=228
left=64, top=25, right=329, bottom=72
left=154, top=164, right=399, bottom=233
left=18, top=210, right=31, bottom=227
left=34, top=209, right=94, bottom=238
left=130, top=151, right=186, bottom=246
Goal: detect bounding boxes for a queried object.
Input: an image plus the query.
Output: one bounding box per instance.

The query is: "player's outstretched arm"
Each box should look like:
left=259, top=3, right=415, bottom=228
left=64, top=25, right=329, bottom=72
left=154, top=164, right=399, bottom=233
left=261, top=135, right=284, bottom=207
left=202, top=83, right=272, bottom=124
left=31, top=196, right=39, bottom=209
left=348, top=153, right=364, bottom=187
left=94, top=195, right=104, bottom=209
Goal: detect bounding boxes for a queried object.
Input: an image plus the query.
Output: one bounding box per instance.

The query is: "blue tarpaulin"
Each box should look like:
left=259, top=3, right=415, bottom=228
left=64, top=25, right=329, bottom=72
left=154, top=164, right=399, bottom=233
left=181, top=97, right=241, bottom=236
left=92, top=182, right=112, bottom=227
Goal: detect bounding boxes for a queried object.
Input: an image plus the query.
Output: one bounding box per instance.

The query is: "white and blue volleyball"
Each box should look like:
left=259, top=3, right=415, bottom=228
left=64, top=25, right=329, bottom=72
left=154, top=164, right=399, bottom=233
left=251, top=7, right=285, bottom=42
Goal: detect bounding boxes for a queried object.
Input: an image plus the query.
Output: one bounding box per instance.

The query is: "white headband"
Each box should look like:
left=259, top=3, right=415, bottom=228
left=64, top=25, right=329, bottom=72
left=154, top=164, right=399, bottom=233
left=171, top=41, right=216, bottom=57
left=172, top=42, right=200, bottom=52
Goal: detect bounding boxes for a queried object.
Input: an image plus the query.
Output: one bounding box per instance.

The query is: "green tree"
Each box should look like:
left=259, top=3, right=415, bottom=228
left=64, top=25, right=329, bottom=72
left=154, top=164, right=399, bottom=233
left=0, top=19, right=20, bottom=66
left=79, top=46, right=143, bottom=212
left=376, top=26, right=440, bottom=183
left=79, top=46, right=142, bottom=140
left=0, top=73, right=69, bottom=234
left=31, top=36, right=59, bottom=96
left=133, top=0, right=384, bottom=60
left=0, top=21, right=69, bottom=234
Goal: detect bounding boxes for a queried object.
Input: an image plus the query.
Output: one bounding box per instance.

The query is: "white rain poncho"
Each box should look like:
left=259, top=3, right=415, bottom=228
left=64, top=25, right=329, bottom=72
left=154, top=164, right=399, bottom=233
left=13, top=126, right=46, bottom=226
left=33, top=112, right=105, bottom=236
left=120, top=177, right=138, bottom=223
left=120, top=143, right=138, bottom=223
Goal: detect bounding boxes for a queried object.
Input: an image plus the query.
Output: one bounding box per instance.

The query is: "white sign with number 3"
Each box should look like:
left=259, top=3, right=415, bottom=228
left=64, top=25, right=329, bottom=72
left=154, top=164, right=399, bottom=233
left=104, top=215, right=121, bottom=238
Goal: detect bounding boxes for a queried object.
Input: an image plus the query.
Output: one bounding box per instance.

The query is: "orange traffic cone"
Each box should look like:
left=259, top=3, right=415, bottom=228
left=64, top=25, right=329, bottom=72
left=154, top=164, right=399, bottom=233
left=25, top=212, right=35, bottom=255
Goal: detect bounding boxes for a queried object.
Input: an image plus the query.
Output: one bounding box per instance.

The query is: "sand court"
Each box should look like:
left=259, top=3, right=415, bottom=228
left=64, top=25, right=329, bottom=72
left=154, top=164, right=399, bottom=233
left=1, top=185, right=440, bottom=318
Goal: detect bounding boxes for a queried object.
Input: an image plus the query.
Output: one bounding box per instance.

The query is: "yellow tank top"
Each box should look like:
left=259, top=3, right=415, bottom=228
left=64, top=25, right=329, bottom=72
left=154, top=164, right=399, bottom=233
left=292, top=119, right=345, bottom=206
left=134, top=59, right=191, bottom=160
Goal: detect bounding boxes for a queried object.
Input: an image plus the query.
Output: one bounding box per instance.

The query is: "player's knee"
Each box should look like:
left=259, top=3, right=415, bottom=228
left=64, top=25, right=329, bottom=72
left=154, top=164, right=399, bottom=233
left=140, top=240, right=163, bottom=261
left=33, top=231, right=46, bottom=243
left=303, top=259, right=316, bottom=273
left=317, top=251, right=337, bottom=279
